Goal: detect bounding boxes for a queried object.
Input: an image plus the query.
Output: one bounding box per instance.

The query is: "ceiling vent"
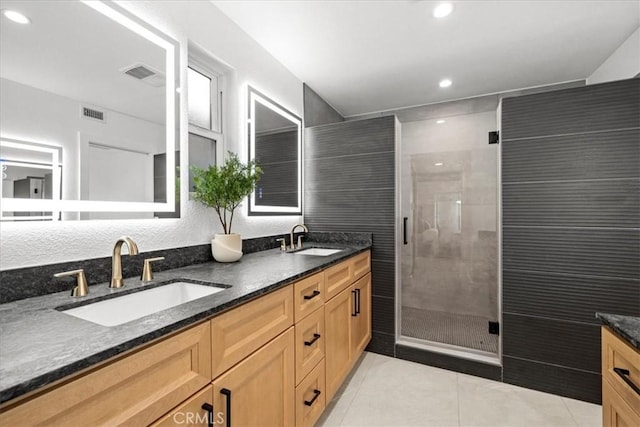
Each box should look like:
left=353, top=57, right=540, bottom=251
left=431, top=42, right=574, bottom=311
left=121, top=63, right=165, bottom=88
left=82, top=106, right=106, bottom=122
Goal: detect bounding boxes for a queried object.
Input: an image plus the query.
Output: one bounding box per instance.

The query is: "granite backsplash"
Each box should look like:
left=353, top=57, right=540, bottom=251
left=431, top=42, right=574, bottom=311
left=0, top=231, right=372, bottom=303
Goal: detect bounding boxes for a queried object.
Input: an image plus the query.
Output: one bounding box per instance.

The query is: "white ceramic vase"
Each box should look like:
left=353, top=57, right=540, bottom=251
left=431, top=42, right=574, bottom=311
left=211, top=233, right=243, bottom=262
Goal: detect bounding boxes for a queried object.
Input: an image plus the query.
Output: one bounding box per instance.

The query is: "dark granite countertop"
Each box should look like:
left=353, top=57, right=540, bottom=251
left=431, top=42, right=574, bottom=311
left=0, top=241, right=370, bottom=404
left=596, top=312, right=640, bottom=350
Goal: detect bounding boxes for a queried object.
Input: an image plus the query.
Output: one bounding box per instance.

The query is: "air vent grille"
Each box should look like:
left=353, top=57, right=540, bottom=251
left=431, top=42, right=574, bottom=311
left=124, top=65, right=155, bottom=80
left=82, top=107, right=105, bottom=121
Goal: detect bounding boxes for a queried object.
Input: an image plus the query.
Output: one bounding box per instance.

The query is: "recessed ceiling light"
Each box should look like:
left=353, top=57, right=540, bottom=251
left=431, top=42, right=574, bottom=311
left=436, top=119, right=446, bottom=124
left=2, top=9, right=31, bottom=24
left=435, top=162, right=444, bottom=166
left=433, top=3, right=454, bottom=18
left=439, top=79, right=452, bottom=88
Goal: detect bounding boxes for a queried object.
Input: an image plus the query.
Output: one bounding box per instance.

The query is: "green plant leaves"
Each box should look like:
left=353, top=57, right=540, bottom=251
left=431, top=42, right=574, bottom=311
left=190, top=151, right=262, bottom=234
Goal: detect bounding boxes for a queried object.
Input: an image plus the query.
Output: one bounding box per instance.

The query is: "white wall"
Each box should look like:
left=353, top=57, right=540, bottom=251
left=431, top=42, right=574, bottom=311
left=587, top=27, right=640, bottom=84
left=0, top=0, right=303, bottom=270
left=0, top=78, right=164, bottom=203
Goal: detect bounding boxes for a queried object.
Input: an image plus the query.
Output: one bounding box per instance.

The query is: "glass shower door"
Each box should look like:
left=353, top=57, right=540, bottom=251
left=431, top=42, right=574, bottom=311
left=399, top=111, right=499, bottom=357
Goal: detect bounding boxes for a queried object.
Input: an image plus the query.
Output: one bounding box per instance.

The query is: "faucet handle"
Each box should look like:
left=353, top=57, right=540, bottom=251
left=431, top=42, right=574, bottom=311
left=141, top=257, right=165, bottom=282
left=297, top=235, right=304, bottom=249
left=276, top=238, right=286, bottom=252
left=54, top=269, right=89, bottom=297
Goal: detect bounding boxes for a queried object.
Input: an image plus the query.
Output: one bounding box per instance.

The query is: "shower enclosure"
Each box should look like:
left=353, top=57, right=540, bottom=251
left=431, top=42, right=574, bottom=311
left=398, top=109, right=500, bottom=362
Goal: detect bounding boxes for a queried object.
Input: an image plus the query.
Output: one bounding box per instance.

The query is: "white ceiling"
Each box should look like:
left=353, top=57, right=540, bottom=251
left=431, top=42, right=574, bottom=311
left=213, top=0, right=640, bottom=117
left=0, top=0, right=166, bottom=124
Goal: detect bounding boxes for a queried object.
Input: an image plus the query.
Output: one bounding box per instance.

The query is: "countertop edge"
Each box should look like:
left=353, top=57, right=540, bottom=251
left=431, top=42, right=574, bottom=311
left=596, top=312, right=640, bottom=350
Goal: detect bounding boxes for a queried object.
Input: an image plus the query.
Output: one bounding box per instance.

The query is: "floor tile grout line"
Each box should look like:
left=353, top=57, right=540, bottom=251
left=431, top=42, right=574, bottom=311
left=336, top=353, right=377, bottom=426
left=456, top=373, right=462, bottom=427
left=560, top=397, right=583, bottom=427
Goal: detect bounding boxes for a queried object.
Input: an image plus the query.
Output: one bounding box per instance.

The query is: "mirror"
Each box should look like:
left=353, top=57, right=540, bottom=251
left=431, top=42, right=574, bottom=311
left=247, top=86, right=302, bottom=215
left=0, top=0, right=179, bottom=220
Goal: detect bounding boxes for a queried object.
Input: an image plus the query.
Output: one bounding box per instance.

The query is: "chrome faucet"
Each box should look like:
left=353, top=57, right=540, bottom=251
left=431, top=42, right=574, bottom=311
left=109, top=236, right=139, bottom=288
left=289, top=224, right=308, bottom=250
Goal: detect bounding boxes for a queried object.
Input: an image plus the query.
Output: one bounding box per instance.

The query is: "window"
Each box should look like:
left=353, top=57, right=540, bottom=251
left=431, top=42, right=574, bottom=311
left=187, top=46, right=226, bottom=190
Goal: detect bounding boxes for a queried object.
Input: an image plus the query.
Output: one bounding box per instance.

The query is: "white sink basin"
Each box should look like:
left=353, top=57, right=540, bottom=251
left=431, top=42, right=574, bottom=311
left=61, top=282, right=226, bottom=327
left=294, top=248, right=343, bottom=256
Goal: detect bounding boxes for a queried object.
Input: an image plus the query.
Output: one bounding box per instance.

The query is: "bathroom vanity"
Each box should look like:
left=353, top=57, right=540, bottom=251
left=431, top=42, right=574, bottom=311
left=0, top=246, right=371, bottom=426
left=598, top=313, right=640, bottom=427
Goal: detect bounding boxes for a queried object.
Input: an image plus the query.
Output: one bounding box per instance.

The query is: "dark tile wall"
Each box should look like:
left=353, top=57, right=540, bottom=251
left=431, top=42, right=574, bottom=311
left=254, top=129, right=299, bottom=207
left=305, top=115, right=397, bottom=356
left=501, top=78, right=640, bottom=404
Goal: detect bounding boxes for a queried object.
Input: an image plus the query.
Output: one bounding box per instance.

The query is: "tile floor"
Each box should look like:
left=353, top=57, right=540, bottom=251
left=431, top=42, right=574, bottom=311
left=317, top=352, right=601, bottom=427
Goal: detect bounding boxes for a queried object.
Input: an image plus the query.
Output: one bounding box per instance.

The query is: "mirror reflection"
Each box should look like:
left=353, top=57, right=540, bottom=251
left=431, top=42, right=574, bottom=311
left=0, top=0, right=178, bottom=220
left=248, top=86, right=302, bottom=215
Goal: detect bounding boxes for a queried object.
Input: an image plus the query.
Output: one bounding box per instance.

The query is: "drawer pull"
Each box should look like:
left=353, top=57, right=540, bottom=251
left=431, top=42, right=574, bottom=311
left=614, top=367, right=640, bottom=395
left=201, top=403, right=214, bottom=427
left=304, top=333, right=321, bottom=346
left=304, top=389, right=321, bottom=407
left=221, top=388, right=232, bottom=427
left=351, top=290, right=358, bottom=317
left=303, top=290, right=321, bottom=300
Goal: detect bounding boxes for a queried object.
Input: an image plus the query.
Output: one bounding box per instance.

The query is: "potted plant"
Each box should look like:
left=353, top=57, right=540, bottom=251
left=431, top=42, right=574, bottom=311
left=191, top=152, right=262, bottom=262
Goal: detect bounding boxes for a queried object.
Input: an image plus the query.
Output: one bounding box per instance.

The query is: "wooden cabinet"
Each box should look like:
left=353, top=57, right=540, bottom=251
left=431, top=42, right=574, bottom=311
left=295, top=360, right=326, bottom=427
left=325, top=259, right=353, bottom=301
left=351, top=273, right=371, bottom=356
left=0, top=250, right=371, bottom=427
left=324, top=285, right=355, bottom=402
left=213, top=328, right=295, bottom=427
left=324, top=255, right=372, bottom=403
left=293, top=272, right=325, bottom=322
left=603, top=379, right=640, bottom=427
left=211, top=285, right=294, bottom=378
left=0, top=321, right=212, bottom=427
left=151, top=386, right=214, bottom=427
left=295, top=306, right=325, bottom=385
left=602, top=326, right=640, bottom=427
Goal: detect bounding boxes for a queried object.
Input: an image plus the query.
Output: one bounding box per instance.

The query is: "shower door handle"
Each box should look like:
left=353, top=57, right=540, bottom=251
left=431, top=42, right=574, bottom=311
left=403, top=217, right=408, bottom=245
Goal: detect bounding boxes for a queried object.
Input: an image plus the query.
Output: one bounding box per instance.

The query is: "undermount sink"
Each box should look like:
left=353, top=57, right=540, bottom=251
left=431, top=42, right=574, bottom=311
left=60, top=281, right=226, bottom=327
left=293, top=248, right=343, bottom=256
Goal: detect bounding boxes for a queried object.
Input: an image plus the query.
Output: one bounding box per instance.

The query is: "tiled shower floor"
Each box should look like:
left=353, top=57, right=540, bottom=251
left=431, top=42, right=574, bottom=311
left=401, top=306, right=498, bottom=354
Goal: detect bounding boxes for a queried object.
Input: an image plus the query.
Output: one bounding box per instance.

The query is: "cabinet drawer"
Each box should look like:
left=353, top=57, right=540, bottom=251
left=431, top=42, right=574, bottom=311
left=151, top=385, right=214, bottom=427
left=295, top=306, right=325, bottom=385
left=352, top=250, right=371, bottom=281
left=603, top=378, right=640, bottom=427
left=325, top=258, right=353, bottom=301
left=294, top=272, right=325, bottom=322
left=0, top=322, right=211, bottom=426
left=211, top=285, right=294, bottom=378
left=602, top=327, right=640, bottom=412
left=295, top=359, right=326, bottom=427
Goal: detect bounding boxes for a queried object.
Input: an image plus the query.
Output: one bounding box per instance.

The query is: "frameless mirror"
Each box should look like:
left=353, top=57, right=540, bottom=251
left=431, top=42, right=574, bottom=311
left=0, top=0, right=179, bottom=220
left=247, top=86, right=302, bottom=215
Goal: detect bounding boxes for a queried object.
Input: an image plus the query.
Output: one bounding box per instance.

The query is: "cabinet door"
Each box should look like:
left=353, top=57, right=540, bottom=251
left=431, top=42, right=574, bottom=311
left=324, top=286, right=354, bottom=402
left=151, top=386, right=214, bottom=427
left=351, top=273, right=371, bottom=357
left=603, top=379, right=640, bottom=427
left=213, top=328, right=295, bottom=427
